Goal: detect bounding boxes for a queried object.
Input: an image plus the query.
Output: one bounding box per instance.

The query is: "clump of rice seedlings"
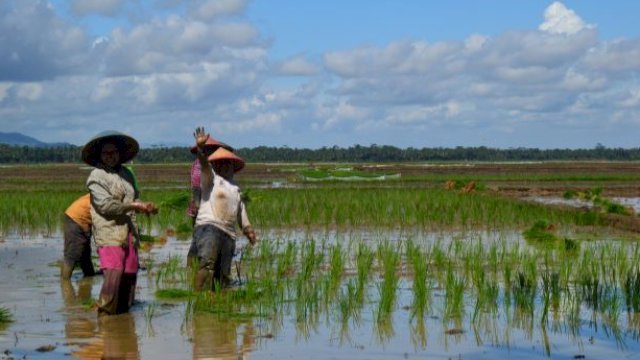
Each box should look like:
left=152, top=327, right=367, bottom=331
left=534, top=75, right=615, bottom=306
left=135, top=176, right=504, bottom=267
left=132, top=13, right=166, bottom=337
left=443, top=265, right=466, bottom=321
left=156, top=288, right=193, bottom=300
left=144, top=301, right=156, bottom=332
left=0, top=306, right=13, bottom=326
left=276, top=241, right=297, bottom=278
left=293, top=239, right=324, bottom=325
left=174, top=222, right=192, bottom=238
left=336, top=281, right=358, bottom=338
left=523, top=220, right=559, bottom=243
left=511, top=271, right=536, bottom=315
left=354, top=242, right=374, bottom=306
left=323, top=243, right=345, bottom=307
left=563, top=190, right=578, bottom=199
left=155, top=255, right=186, bottom=287
left=540, top=272, right=560, bottom=325
left=624, top=270, right=640, bottom=312
left=376, top=241, right=399, bottom=323
left=406, top=240, right=431, bottom=319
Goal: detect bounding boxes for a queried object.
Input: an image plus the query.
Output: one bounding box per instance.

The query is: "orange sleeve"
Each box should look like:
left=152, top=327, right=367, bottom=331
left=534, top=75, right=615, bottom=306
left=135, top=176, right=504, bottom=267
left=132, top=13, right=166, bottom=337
left=65, top=194, right=92, bottom=232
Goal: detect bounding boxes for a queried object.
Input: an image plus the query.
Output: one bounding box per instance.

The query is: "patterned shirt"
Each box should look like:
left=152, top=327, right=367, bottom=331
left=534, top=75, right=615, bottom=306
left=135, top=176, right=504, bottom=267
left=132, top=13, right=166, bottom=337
left=187, top=159, right=201, bottom=218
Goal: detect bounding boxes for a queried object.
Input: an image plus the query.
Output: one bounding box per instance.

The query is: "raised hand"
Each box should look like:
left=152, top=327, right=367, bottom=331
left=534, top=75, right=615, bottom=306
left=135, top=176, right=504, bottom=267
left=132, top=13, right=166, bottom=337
left=193, top=127, right=209, bottom=149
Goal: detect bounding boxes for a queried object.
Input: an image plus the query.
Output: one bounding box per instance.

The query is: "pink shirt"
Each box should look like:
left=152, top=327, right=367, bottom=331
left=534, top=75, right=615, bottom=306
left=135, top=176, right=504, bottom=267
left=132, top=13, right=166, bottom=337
left=187, top=159, right=201, bottom=218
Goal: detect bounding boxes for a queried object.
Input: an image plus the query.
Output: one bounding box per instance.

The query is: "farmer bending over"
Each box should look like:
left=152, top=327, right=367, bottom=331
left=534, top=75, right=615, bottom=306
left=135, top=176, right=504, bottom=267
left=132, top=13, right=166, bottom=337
left=192, top=126, right=257, bottom=290
left=61, top=193, right=95, bottom=279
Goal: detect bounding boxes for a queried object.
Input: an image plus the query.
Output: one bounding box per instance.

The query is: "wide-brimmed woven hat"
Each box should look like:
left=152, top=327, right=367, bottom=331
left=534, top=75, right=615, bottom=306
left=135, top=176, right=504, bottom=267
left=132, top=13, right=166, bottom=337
left=189, top=136, right=234, bottom=154
left=82, top=130, right=139, bottom=166
left=207, top=147, right=245, bottom=172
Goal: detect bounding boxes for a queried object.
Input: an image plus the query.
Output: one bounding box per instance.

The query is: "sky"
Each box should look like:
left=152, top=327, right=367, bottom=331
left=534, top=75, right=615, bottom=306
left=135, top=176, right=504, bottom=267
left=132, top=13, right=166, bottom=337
left=1, top=0, right=640, bottom=149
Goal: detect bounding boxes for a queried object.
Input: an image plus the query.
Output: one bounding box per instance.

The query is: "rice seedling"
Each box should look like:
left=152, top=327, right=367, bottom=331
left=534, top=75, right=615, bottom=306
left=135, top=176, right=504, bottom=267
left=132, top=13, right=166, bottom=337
left=352, top=242, right=375, bottom=313
left=407, top=240, right=431, bottom=319
left=156, top=288, right=193, bottom=300
left=443, top=265, right=466, bottom=321
left=624, top=270, right=640, bottom=313
left=325, top=243, right=345, bottom=302
left=155, top=254, right=186, bottom=287
left=376, top=241, right=399, bottom=323
left=144, top=301, right=157, bottom=333
left=0, top=306, right=13, bottom=326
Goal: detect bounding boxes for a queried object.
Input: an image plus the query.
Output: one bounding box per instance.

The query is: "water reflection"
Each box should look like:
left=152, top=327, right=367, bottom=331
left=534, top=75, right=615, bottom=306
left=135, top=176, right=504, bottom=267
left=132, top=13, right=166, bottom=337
left=60, top=278, right=96, bottom=343
left=72, top=314, right=140, bottom=360
left=61, top=279, right=140, bottom=360
left=190, top=313, right=254, bottom=360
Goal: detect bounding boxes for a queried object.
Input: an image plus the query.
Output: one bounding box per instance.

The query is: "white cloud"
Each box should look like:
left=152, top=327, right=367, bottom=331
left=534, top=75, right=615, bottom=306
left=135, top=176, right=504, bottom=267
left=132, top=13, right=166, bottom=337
left=464, top=34, right=487, bottom=52
left=2, top=1, right=640, bottom=149
left=193, top=0, right=246, bottom=21
left=0, top=1, right=90, bottom=81
left=539, top=1, right=593, bottom=35
left=16, top=83, right=43, bottom=101
left=277, top=56, right=320, bottom=76
left=70, top=0, right=124, bottom=16
left=619, top=89, right=640, bottom=108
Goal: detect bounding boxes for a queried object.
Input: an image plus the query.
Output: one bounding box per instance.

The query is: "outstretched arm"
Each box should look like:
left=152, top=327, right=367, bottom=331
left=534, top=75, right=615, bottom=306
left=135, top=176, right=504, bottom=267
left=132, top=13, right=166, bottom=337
left=193, top=127, right=213, bottom=188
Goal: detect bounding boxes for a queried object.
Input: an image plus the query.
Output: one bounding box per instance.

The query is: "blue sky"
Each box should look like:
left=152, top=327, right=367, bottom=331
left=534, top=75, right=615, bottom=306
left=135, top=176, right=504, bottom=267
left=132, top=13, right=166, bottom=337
left=2, top=1, right=640, bottom=149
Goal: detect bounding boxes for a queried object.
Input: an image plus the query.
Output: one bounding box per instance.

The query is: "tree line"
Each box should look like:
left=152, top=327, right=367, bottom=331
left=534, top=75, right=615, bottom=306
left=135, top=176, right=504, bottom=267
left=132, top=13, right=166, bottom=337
left=1, top=143, right=639, bottom=164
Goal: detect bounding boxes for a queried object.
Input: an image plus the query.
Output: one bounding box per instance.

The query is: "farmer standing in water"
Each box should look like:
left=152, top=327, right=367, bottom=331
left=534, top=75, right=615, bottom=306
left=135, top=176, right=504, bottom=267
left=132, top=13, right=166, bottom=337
left=192, top=126, right=257, bottom=290
left=83, top=131, right=158, bottom=315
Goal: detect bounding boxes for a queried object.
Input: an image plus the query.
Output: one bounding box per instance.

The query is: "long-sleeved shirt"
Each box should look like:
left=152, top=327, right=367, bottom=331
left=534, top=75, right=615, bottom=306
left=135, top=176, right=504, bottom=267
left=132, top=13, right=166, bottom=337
left=187, top=159, right=201, bottom=218
left=195, top=168, right=251, bottom=239
left=87, top=165, right=139, bottom=247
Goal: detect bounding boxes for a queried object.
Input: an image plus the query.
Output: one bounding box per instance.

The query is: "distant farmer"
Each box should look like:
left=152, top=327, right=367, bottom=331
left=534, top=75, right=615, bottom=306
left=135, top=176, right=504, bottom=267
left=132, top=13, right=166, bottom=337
left=61, top=193, right=95, bottom=279
left=192, top=126, right=257, bottom=290
left=83, top=130, right=158, bottom=315
left=186, top=136, right=233, bottom=267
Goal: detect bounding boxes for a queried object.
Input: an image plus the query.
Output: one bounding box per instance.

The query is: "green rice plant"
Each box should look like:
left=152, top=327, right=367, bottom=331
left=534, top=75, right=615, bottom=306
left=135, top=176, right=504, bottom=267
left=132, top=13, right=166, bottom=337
left=523, top=220, right=559, bottom=244
left=376, top=241, right=399, bottom=323
left=408, top=243, right=431, bottom=319
left=337, top=280, right=357, bottom=335
left=354, top=242, right=374, bottom=305
left=155, top=254, right=186, bottom=287
left=623, top=270, right=640, bottom=313
left=144, top=301, right=156, bottom=326
left=563, top=190, right=578, bottom=199
left=326, top=243, right=345, bottom=295
left=0, top=306, right=13, bottom=326
left=276, top=241, right=297, bottom=278
left=443, top=265, right=466, bottom=321
left=293, top=239, right=325, bottom=325
left=511, top=271, right=536, bottom=316
left=155, top=288, right=193, bottom=300
left=540, top=272, right=560, bottom=325
left=471, top=267, right=499, bottom=323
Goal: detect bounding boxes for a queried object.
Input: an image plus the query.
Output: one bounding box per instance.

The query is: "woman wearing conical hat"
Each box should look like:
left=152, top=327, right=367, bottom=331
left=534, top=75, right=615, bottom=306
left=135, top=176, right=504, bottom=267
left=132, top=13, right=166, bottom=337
left=83, top=130, right=158, bottom=315
left=192, top=126, right=257, bottom=290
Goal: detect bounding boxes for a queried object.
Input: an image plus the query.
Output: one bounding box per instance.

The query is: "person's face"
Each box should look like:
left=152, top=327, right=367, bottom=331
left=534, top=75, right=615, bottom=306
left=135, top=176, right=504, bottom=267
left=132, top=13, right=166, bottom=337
left=212, top=160, right=234, bottom=179
left=101, top=143, right=120, bottom=168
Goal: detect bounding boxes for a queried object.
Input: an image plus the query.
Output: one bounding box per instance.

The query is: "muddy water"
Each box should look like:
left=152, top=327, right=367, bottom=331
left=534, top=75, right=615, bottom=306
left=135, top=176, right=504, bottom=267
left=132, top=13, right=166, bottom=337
left=2, top=231, right=640, bottom=359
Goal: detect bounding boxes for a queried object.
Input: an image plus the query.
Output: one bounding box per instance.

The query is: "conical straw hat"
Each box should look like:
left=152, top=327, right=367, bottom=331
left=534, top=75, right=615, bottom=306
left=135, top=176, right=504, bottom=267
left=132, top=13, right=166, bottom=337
left=207, top=147, right=245, bottom=172
left=82, top=130, right=139, bottom=166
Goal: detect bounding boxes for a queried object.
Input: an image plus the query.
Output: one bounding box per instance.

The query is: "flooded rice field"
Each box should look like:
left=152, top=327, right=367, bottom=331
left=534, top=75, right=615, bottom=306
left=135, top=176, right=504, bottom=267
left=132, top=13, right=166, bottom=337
left=3, top=228, right=640, bottom=359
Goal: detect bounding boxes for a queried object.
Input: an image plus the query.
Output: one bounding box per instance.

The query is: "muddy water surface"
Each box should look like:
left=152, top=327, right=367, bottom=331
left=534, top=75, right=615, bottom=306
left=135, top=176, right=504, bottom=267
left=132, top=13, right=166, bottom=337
left=2, top=231, right=640, bottom=359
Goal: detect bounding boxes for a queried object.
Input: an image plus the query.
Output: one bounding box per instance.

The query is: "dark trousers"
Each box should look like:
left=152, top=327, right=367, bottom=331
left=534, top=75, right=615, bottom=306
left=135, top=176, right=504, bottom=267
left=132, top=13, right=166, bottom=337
left=62, top=215, right=95, bottom=278
left=193, top=224, right=236, bottom=290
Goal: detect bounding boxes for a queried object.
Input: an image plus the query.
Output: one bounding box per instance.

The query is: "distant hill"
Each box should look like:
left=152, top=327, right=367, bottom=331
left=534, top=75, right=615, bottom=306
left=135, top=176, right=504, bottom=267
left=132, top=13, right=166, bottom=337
left=0, top=132, right=73, bottom=147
